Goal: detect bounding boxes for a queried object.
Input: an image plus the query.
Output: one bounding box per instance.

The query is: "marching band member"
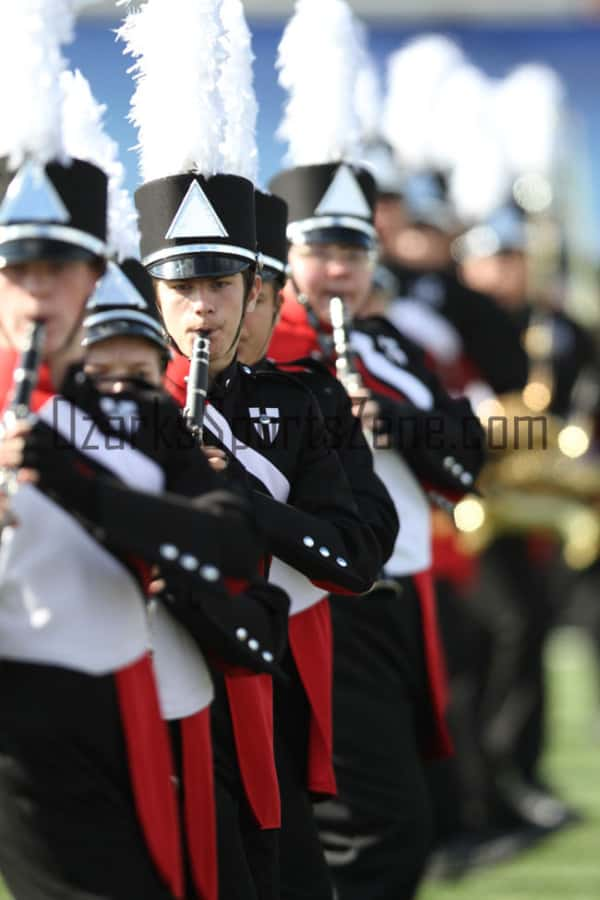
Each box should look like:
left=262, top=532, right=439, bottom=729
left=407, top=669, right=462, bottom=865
left=374, top=36, right=528, bottom=399
left=0, top=25, right=279, bottom=898
left=0, top=5, right=183, bottom=895
left=268, top=154, right=482, bottom=900
left=121, top=1, right=380, bottom=897
left=239, top=187, right=399, bottom=899
left=81, top=252, right=290, bottom=900
left=265, top=9, right=485, bottom=894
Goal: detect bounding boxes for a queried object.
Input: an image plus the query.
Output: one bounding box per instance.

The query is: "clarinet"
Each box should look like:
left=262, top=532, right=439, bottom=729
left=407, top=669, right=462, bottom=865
left=329, top=296, right=364, bottom=395
left=0, top=319, right=46, bottom=497
left=184, top=331, right=211, bottom=445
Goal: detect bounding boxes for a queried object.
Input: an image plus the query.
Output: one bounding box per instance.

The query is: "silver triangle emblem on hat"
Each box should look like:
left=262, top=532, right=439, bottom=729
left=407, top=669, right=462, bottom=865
left=87, top=261, right=148, bottom=311
left=314, top=165, right=371, bottom=219
left=0, top=159, right=71, bottom=225
left=165, top=180, right=229, bottom=240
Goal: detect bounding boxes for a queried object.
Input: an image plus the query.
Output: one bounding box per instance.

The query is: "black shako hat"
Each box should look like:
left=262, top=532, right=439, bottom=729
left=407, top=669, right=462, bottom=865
left=0, top=158, right=108, bottom=268
left=452, top=202, right=528, bottom=262
left=268, top=162, right=377, bottom=249
left=255, top=190, right=288, bottom=281
left=401, top=170, right=457, bottom=233
left=83, top=257, right=169, bottom=357
left=135, top=172, right=257, bottom=280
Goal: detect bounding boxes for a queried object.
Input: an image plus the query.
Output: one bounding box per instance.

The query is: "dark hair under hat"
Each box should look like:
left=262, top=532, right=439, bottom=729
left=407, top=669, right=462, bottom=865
left=268, top=162, right=377, bottom=249
left=135, top=172, right=257, bottom=280
left=0, top=157, right=108, bottom=268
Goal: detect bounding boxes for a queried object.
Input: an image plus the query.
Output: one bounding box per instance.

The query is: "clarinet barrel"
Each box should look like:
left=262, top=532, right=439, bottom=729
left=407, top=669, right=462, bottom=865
left=329, top=296, right=363, bottom=395
left=4, top=320, right=47, bottom=427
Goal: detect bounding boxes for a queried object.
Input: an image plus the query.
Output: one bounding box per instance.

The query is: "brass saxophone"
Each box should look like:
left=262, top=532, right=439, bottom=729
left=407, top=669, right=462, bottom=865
left=454, top=390, right=600, bottom=570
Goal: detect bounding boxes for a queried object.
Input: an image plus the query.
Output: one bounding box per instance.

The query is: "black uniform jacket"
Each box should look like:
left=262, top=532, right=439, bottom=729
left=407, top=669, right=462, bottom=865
left=25, top=367, right=289, bottom=675
left=166, top=353, right=383, bottom=594
left=350, top=316, right=487, bottom=496
left=384, top=261, right=529, bottom=395
left=266, top=356, right=399, bottom=566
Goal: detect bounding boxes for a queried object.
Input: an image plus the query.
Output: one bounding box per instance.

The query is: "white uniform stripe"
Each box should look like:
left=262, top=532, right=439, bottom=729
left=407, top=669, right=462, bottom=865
left=148, top=601, right=214, bottom=719
left=29, top=395, right=213, bottom=713
left=350, top=331, right=435, bottom=410
left=387, top=299, right=462, bottom=365
left=204, top=403, right=290, bottom=502
left=38, top=397, right=163, bottom=493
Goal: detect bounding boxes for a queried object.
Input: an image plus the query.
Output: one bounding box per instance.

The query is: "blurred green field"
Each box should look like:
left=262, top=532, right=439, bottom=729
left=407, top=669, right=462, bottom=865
left=0, top=627, right=598, bottom=899
left=421, top=627, right=600, bottom=900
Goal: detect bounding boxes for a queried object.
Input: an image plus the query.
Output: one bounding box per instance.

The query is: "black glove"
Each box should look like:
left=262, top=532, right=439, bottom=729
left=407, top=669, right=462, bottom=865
left=23, top=420, right=263, bottom=579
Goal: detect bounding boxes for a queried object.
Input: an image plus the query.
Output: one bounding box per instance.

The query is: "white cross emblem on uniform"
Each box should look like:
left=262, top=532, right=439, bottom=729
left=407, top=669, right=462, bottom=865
left=249, top=407, right=280, bottom=444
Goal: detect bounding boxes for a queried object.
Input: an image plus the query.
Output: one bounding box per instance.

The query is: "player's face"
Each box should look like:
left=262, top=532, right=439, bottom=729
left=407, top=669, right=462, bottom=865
left=374, top=195, right=409, bottom=258
left=288, top=242, right=375, bottom=324
left=238, top=280, right=282, bottom=365
left=394, top=224, right=452, bottom=269
left=84, top=335, right=163, bottom=391
left=155, top=272, right=260, bottom=374
left=0, top=259, right=100, bottom=355
left=460, top=251, right=527, bottom=309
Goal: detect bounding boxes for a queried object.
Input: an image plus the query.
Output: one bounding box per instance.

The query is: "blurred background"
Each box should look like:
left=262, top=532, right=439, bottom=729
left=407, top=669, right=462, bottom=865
left=73, top=4, right=600, bottom=899
left=80, top=1, right=600, bottom=253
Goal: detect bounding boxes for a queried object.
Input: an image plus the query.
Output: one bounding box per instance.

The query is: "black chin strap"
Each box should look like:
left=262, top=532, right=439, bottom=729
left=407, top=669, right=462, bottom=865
left=222, top=302, right=247, bottom=361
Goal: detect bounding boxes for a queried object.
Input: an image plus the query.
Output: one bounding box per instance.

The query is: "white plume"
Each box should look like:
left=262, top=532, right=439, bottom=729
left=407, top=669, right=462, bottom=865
left=277, top=0, right=364, bottom=166
left=493, top=63, right=565, bottom=178
left=218, top=0, right=259, bottom=183
left=382, top=34, right=465, bottom=169
left=0, top=0, right=81, bottom=170
left=442, top=66, right=513, bottom=223
left=354, top=27, right=383, bottom=145
left=118, top=0, right=225, bottom=182
left=61, top=69, right=140, bottom=260
left=450, top=134, right=512, bottom=224
left=427, top=63, right=493, bottom=170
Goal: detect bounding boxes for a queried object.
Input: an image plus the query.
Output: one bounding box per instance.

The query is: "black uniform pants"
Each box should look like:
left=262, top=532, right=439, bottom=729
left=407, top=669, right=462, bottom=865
left=316, top=579, right=435, bottom=900
left=214, top=776, right=279, bottom=900
left=274, top=648, right=334, bottom=900
left=0, top=661, right=173, bottom=900
left=276, top=738, right=334, bottom=900
left=432, top=536, right=559, bottom=834
left=211, top=677, right=279, bottom=900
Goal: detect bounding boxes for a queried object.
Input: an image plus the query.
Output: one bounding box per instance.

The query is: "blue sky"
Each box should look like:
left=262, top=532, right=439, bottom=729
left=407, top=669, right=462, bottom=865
left=70, top=17, right=600, bottom=257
